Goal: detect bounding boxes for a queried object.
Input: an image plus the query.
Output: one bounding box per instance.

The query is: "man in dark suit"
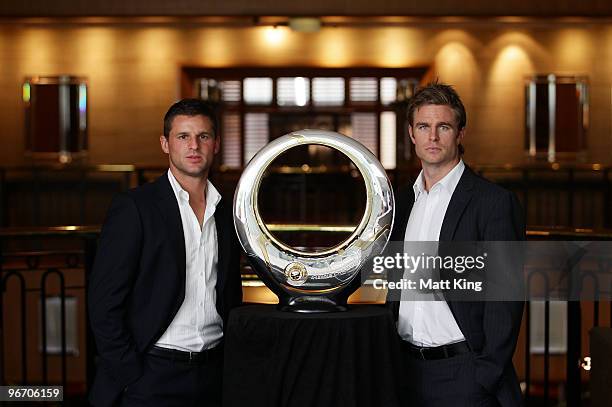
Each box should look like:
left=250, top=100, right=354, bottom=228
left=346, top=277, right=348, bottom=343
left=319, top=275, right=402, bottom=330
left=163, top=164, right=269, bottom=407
left=88, top=99, right=243, bottom=407
left=389, top=83, right=524, bottom=406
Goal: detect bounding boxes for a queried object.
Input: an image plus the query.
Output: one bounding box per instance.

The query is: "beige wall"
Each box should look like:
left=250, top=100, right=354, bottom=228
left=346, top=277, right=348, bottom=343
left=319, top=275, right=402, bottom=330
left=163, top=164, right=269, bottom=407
left=1, top=20, right=611, bottom=166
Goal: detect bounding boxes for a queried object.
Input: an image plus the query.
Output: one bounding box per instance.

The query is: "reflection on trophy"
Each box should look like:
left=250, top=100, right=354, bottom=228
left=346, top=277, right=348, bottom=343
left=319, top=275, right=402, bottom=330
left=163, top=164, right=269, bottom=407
left=233, top=129, right=394, bottom=312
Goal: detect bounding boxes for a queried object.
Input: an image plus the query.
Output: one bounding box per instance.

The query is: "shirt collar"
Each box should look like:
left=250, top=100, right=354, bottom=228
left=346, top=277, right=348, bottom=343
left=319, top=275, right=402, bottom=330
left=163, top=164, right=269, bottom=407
left=167, top=169, right=221, bottom=210
left=412, top=160, right=465, bottom=200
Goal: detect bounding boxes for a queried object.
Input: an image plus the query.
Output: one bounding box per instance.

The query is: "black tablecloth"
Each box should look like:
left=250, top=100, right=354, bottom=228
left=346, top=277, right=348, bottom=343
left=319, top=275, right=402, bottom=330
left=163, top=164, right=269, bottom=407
left=223, top=304, right=402, bottom=407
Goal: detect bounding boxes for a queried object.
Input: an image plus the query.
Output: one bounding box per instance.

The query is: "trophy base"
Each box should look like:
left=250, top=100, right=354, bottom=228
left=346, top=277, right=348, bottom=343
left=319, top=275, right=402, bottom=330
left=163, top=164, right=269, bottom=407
left=278, top=296, right=347, bottom=313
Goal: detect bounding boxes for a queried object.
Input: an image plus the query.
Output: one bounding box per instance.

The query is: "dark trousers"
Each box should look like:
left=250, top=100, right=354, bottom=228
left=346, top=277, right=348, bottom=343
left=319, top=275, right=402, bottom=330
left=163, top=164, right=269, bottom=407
left=399, top=347, right=501, bottom=407
left=118, top=350, right=222, bottom=407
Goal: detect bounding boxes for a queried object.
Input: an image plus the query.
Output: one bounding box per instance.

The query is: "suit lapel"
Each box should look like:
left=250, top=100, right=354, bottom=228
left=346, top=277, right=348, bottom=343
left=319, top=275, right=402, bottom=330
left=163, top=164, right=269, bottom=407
left=439, top=166, right=475, bottom=329
left=439, top=166, right=475, bottom=242
left=389, top=186, right=416, bottom=320
left=153, top=173, right=186, bottom=284
left=214, top=200, right=229, bottom=302
left=390, top=187, right=415, bottom=242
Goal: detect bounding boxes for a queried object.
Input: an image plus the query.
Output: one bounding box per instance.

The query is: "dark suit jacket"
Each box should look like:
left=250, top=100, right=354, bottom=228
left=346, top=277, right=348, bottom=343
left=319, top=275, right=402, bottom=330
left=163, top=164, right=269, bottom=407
left=87, top=172, right=243, bottom=407
left=390, top=165, right=525, bottom=407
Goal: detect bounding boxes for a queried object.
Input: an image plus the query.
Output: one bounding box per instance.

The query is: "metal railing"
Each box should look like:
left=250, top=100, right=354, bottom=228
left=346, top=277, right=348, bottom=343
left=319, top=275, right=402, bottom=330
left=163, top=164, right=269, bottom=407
left=0, top=226, right=98, bottom=403
left=1, top=162, right=611, bottom=229
left=0, top=224, right=610, bottom=405
left=526, top=228, right=612, bottom=406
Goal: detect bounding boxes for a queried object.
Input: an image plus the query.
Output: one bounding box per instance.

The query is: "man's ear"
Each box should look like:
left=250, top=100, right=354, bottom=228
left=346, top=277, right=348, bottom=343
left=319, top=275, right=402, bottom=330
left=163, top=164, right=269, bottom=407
left=457, top=127, right=466, bottom=145
left=213, top=134, right=220, bottom=155
left=408, top=125, right=416, bottom=145
left=160, top=135, right=169, bottom=154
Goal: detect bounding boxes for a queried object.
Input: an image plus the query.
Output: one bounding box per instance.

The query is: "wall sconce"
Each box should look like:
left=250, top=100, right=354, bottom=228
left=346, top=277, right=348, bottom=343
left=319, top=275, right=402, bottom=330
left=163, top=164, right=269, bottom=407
left=525, top=74, right=588, bottom=163
left=23, top=75, right=88, bottom=164
left=288, top=17, right=321, bottom=33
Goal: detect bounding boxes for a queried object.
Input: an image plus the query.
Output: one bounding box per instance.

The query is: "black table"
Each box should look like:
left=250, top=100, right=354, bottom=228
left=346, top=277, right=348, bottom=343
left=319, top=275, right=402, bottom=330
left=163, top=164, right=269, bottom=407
left=223, top=304, right=402, bottom=407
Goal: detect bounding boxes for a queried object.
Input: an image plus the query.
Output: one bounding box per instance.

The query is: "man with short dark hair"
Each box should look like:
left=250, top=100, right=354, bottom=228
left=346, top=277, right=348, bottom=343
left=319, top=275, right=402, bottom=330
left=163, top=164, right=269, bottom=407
left=88, top=99, right=243, bottom=407
left=390, top=83, right=524, bottom=406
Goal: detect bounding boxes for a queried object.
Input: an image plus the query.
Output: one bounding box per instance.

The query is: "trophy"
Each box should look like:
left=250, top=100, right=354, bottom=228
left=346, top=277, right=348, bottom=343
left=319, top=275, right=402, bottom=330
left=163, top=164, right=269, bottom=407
left=233, top=130, right=394, bottom=312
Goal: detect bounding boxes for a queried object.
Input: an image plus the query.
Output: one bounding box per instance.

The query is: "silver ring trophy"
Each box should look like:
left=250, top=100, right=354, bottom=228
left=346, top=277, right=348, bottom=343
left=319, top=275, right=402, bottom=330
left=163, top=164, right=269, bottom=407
left=233, top=129, right=395, bottom=312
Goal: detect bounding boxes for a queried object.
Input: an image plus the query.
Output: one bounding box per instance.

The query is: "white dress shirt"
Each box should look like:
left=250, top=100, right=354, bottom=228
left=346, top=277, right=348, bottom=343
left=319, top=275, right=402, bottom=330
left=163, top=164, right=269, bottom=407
left=398, top=160, right=466, bottom=347
left=155, top=170, right=224, bottom=352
